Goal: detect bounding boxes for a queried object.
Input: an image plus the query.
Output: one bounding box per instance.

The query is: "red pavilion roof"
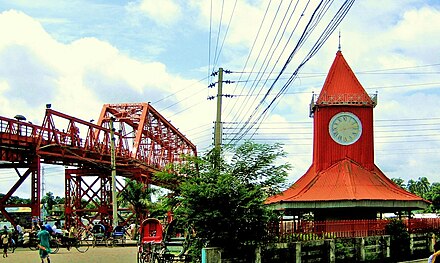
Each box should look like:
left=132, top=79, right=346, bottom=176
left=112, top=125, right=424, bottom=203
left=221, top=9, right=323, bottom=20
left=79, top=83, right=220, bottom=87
left=266, top=158, right=426, bottom=204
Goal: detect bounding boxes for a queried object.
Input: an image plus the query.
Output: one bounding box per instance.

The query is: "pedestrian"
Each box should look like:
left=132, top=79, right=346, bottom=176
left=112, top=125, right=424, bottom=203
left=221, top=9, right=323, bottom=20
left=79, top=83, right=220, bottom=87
left=1, top=227, right=9, bottom=258
left=429, top=241, right=440, bottom=263
left=37, top=223, right=52, bottom=263
left=16, top=223, right=23, bottom=235
left=129, top=222, right=136, bottom=240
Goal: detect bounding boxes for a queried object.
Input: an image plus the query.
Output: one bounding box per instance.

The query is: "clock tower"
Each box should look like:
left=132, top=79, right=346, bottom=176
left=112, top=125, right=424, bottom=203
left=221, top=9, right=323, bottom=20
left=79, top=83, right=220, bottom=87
left=266, top=50, right=429, bottom=219
left=310, top=50, right=376, bottom=172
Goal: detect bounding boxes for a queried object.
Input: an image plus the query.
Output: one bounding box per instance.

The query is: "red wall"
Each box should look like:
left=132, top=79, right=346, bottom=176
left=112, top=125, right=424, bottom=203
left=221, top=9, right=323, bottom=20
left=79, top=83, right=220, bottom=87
left=312, top=105, right=374, bottom=172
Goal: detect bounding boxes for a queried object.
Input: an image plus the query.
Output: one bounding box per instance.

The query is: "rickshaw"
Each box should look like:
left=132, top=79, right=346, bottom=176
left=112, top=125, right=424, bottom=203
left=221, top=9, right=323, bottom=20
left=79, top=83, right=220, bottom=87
left=137, top=218, right=164, bottom=263
left=137, top=218, right=191, bottom=263
left=91, top=224, right=108, bottom=247
left=111, top=225, right=127, bottom=246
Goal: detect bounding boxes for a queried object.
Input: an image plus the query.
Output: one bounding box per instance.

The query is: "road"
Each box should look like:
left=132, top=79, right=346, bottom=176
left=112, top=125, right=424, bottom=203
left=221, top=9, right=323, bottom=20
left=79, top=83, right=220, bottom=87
left=6, top=246, right=429, bottom=263
left=6, top=246, right=138, bottom=263
left=400, top=260, right=428, bottom=263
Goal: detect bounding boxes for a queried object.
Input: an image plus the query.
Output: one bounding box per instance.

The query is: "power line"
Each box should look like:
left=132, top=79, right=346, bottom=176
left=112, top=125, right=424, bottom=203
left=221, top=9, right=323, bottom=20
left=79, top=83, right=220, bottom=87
left=225, top=0, right=356, bottom=145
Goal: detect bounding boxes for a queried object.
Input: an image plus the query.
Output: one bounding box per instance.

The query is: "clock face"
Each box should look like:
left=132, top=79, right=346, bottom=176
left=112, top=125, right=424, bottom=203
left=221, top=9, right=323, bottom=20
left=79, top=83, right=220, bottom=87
left=329, top=112, right=362, bottom=145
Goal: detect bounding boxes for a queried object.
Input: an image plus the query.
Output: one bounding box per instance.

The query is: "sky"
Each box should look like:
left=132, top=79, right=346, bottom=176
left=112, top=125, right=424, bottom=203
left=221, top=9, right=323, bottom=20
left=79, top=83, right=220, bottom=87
left=0, top=0, right=439, bottom=198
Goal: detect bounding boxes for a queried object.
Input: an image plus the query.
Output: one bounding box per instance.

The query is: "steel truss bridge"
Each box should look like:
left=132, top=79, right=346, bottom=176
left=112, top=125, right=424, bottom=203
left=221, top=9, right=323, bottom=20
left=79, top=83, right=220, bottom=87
left=0, top=103, right=197, bottom=227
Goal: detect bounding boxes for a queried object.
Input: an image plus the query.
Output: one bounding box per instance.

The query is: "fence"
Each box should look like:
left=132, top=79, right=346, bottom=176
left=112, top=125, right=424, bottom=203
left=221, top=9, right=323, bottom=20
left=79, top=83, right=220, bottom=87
left=271, top=218, right=440, bottom=242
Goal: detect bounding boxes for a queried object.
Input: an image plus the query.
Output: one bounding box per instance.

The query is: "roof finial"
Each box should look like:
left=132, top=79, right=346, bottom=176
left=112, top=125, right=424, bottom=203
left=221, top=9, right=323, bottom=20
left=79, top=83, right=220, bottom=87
left=338, top=30, right=341, bottom=51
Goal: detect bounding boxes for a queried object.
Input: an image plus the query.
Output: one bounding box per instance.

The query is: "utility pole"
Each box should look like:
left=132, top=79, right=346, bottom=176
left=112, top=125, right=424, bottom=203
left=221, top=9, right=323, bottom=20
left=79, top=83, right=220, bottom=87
left=41, top=166, right=45, bottom=221
left=109, top=117, right=118, bottom=228
left=214, top=67, right=224, bottom=150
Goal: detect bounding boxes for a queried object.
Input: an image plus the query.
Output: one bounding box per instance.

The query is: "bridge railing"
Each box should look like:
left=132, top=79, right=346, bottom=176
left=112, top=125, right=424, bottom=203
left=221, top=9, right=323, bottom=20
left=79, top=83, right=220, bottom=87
left=37, top=109, right=133, bottom=160
left=0, top=116, right=41, bottom=142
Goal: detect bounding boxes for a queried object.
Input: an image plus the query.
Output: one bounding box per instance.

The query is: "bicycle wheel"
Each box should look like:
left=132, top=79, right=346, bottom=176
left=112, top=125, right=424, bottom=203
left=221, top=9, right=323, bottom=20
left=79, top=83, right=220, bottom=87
left=137, top=250, right=145, bottom=263
left=8, top=243, right=15, bottom=253
left=50, top=239, right=60, bottom=254
left=28, top=239, right=38, bottom=250
left=75, top=239, right=90, bottom=253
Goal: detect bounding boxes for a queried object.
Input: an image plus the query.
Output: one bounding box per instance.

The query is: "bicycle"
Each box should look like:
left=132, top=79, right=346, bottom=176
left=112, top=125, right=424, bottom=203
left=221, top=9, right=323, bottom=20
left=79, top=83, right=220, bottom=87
left=60, top=235, right=90, bottom=253
left=7, top=239, right=16, bottom=253
left=28, top=232, right=60, bottom=254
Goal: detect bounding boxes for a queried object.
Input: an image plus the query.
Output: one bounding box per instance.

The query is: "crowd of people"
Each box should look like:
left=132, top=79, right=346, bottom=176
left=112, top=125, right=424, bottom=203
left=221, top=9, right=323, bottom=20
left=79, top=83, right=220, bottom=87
left=1, top=219, right=139, bottom=262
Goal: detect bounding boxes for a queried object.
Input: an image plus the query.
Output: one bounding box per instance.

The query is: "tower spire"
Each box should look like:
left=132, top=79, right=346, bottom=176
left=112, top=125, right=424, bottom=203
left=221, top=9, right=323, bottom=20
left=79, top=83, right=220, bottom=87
left=338, top=30, right=341, bottom=51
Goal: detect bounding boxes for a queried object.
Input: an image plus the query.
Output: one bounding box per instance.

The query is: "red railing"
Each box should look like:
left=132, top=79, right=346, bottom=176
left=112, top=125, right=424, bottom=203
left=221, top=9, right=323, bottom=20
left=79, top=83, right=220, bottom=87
left=270, top=218, right=440, bottom=241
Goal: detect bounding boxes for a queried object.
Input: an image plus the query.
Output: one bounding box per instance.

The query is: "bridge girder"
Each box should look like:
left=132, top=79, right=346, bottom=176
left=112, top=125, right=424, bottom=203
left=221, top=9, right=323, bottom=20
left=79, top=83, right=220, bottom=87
left=0, top=103, right=197, bottom=227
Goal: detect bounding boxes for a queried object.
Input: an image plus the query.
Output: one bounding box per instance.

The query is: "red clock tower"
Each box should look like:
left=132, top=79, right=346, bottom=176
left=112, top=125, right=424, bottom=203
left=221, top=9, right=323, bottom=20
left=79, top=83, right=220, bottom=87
left=267, top=51, right=428, bottom=220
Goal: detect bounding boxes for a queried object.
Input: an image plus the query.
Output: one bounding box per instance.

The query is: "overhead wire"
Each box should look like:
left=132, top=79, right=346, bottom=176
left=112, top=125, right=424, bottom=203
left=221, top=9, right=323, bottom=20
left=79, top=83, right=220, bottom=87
left=226, top=0, right=356, bottom=145
left=225, top=0, right=328, bottom=142
left=212, top=0, right=238, bottom=72
left=221, top=0, right=274, bottom=118
left=211, top=0, right=225, bottom=74
left=249, top=0, right=354, bottom=140
left=224, top=0, right=287, bottom=117
left=208, top=0, right=213, bottom=86
left=225, top=0, right=303, bottom=124
left=249, top=0, right=355, bottom=136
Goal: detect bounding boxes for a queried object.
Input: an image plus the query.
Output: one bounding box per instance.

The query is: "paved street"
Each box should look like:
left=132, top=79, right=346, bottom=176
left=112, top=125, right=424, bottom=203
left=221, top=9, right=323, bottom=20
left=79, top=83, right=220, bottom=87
left=4, top=246, right=138, bottom=263
left=4, top=246, right=429, bottom=263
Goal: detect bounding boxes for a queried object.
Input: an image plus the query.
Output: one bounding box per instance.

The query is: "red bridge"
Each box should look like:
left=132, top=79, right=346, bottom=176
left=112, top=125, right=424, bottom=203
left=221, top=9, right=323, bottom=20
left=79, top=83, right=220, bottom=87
left=0, top=103, right=197, bottom=226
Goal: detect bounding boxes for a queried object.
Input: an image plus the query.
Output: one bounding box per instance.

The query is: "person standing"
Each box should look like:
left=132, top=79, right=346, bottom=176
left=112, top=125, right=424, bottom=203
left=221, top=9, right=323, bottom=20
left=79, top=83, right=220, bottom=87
left=1, top=227, right=9, bottom=258
left=429, top=241, right=440, bottom=263
left=16, top=224, right=23, bottom=235
left=129, top=222, right=136, bottom=240
left=37, top=223, right=52, bottom=263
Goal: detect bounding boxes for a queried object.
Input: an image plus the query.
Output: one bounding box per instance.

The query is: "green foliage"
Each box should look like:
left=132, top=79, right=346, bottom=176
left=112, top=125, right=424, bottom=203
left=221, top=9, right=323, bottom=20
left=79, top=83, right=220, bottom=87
left=391, top=178, right=406, bottom=189
left=391, top=177, right=440, bottom=213
left=335, top=239, right=355, bottom=261
left=155, top=141, right=290, bottom=261
left=407, top=177, right=431, bottom=198
left=385, top=219, right=410, bottom=261
left=0, top=194, right=31, bottom=205
left=424, top=183, right=440, bottom=212
left=41, top=192, right=54, bottom=211
left=118, top=178, right=167, bottom=222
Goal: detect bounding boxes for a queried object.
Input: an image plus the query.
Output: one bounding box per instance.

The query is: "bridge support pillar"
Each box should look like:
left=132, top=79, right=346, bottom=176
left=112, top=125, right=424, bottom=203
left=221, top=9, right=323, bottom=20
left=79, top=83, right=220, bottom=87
left=0, top=157, right=40, bottom=226
left=64, top=168, right=134, bottom=228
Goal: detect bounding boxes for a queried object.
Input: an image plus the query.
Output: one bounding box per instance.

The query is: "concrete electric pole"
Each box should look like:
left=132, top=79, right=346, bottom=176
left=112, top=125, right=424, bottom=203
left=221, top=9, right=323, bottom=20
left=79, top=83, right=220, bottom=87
left=214, top=67, right=224, bottom=150
left=110, top=117, right=118, bottom=228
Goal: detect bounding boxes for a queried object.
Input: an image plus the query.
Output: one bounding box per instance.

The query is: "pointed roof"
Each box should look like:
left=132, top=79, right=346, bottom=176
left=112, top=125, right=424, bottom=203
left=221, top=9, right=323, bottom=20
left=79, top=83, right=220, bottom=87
left=266, top=158, right=429, bottom=209
left=267, top=51, right=429, bottom=211
left=315, top=51, right=375, bottom=107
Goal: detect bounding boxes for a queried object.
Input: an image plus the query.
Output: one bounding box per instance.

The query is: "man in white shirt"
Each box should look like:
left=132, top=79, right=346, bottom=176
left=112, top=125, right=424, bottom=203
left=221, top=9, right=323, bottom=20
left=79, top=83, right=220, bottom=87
left=16, top=224, right=23, bottom=234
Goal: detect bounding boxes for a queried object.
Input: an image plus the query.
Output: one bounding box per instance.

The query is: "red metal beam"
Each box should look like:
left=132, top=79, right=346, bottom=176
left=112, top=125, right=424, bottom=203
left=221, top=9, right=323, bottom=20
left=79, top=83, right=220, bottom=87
left=0, top=103, right=197, bottom=227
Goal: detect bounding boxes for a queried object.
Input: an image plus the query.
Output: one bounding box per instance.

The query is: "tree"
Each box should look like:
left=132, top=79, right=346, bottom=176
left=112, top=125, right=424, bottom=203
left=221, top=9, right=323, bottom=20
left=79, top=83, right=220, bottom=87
left=391, top=178, right=406, bottom=189
left=385, top=219, right=410, bottom=261
left=423, top=182, right=440, bottom=212
left=407, top=177, right=431, bottom=198
left=155, top=141, right=290, bottom=261
left=118, top=178, right=166, bottom=223
left=41, top=192, right=55, bottom=211
left=396, top=177, right=439, bottom=213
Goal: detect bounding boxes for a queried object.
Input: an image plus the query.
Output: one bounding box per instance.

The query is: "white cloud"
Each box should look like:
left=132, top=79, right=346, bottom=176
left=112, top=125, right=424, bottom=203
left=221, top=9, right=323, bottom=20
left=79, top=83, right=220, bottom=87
left=0, top=1, right=439, bottom=197
left=133, top=0, right=182, bottom=26
left=0, top=9, right=215, bottom=138
left=389, top=7, right=440, bottom=61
